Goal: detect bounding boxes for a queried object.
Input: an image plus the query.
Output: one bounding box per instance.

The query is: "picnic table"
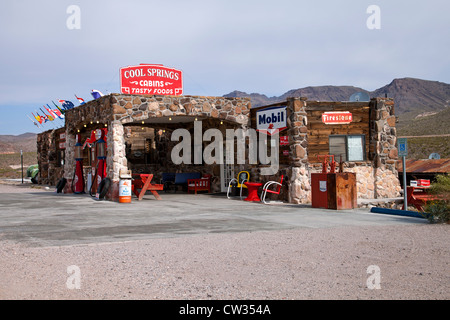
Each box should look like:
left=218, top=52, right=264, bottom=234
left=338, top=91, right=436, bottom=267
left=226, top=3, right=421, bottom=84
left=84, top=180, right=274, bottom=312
left=402, top=186, right=440, bottom=212
left=132, top=174, right=164, bottom=201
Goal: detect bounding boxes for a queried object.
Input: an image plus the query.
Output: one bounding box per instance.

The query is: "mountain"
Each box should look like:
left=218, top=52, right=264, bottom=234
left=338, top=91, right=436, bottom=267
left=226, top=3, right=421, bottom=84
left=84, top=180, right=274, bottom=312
left=224, top=78, right=450, bottom=118
left=279, top=85, right=369, bottom=103
left=224, top=90, right=278, bottom=106
left=372, top=78, right=450, bottom=119
left=0, top=132, right=37, bottom=154
left=224, top=78, right=450, bottom=159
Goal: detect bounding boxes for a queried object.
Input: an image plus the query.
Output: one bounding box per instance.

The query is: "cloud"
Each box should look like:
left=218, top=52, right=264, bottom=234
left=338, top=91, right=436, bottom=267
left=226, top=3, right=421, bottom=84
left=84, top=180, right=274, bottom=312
left=0, top=0, right=449, bottom=134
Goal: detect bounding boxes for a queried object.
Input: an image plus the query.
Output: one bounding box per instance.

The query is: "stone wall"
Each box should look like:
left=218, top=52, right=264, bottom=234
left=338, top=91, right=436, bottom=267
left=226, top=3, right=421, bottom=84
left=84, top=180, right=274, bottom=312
left=40, top=93, right=400, bottom=202
left=37, top=128, right=65, bottom=186
left=110, top=94, right=250, bottom=126
left=287, top=98, right=311, bottom=204
left=251, top=97, right=401, bottom=204
left=61, top=94, right=251, bottom=200
left=369, top=98, right=401, bottom=198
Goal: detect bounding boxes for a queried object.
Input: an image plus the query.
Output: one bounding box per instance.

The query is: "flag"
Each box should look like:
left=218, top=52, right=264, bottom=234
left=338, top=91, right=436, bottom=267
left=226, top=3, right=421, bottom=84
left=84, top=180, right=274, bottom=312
left=32, top=112, right=43, bottom=124
left=28, top=115, right=41, bottom=128
left=58, top=99, right=75, bottom=110
left=52, top=108, right=65, bottom=119
left=40, top=107, right=54, bottom=121
left=45, top=105, right=58, bottom=119
left=75, top=94, right=86, bottom=105
left=36, top=111, right=48, bottom=123
left=91, top=89, right=104, bottom=99
left=52, top=100, right=65, bottom=114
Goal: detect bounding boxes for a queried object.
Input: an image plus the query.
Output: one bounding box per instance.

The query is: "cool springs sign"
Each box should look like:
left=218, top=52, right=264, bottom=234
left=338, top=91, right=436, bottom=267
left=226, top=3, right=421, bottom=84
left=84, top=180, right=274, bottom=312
left=120, top=64, right=183, bottom=95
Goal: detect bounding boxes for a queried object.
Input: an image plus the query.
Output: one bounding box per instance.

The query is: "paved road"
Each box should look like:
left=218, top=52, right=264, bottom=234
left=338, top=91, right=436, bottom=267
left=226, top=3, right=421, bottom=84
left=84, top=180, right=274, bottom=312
left=0, top=188, right=426, bottom=247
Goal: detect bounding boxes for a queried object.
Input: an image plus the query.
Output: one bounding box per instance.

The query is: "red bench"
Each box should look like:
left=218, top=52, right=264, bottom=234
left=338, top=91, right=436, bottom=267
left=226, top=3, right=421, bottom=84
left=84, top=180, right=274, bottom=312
left=187, top=174, right=211, bottom=194
left=402, top=186, right=440, bottom=212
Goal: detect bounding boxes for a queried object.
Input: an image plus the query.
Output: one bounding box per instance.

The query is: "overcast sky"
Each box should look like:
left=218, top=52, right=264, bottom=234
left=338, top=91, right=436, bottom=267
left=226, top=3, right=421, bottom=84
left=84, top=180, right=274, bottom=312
left=0, top=0, right=449, bottom=135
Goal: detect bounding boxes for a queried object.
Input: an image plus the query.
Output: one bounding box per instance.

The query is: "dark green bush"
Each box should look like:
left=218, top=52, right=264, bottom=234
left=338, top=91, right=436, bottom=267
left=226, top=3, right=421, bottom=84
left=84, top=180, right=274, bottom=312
left=423, top=174, right=450, bottom=223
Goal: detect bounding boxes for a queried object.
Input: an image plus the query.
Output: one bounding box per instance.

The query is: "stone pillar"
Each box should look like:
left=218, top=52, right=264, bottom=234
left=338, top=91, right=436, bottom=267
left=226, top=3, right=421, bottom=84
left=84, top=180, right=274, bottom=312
left=63, top=130, right=76, bottom=193
left=369, top=98, right=401, bottom=198
left=109, top=121, right=128, bottom=180
left=107, top=121, right=128, bottom=201
left=287, top=97, right=311, bottom=204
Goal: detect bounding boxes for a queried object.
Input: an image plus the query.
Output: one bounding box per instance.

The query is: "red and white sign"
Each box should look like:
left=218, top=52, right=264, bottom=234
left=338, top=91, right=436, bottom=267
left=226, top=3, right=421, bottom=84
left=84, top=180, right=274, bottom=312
left=120, top=64, right=183, bottom=96
left=280, top=136, right=289, bottom=146
left=322, top=111, right=353, bottom=124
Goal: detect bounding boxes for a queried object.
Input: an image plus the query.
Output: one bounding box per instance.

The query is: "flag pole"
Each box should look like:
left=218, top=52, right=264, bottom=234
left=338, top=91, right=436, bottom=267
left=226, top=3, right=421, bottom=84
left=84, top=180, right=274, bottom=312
left=27, top=114, right=43, bottom=131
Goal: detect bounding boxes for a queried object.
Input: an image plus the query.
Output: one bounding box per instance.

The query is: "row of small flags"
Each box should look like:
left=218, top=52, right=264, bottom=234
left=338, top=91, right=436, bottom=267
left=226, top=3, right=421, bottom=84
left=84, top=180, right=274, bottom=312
left=27, top=90, right=104, bottom=129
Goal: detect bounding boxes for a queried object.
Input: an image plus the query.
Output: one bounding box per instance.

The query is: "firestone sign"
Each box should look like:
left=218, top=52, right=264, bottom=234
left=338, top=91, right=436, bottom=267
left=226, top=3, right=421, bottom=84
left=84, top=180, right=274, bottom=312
left=120, top=64, right=183, bottom=95
left=321, top=111, right=353, bottom=124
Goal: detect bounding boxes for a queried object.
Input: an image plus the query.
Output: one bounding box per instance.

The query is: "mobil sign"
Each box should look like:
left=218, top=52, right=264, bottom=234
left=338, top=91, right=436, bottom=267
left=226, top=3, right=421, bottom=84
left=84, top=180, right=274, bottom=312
left=120, top=64, right=183, bottom=96
left=256, top=106, right=287, bottom=135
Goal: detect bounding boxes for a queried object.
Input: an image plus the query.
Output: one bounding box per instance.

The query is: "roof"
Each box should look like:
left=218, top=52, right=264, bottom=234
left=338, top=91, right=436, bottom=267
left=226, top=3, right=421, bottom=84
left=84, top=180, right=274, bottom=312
left=397, top=159, right=450, bottom=173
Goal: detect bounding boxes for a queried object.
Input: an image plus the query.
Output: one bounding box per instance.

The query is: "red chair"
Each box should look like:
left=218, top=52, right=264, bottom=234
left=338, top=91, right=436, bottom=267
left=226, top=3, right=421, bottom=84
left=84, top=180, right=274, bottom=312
left=261, top=175, right=284, bottom=204
left=187, top=174, right=211, bottom=194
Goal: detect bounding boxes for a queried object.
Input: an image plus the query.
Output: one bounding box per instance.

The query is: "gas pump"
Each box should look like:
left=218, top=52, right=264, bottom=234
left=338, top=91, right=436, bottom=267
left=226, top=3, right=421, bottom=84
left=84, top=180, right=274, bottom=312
left=95, top=128, right=107, bottom=187
left=72, top=133, right=85, bottom=193
left=317, top=154, right=336, bottom=174
left=89, top=128, right=108, bottom=197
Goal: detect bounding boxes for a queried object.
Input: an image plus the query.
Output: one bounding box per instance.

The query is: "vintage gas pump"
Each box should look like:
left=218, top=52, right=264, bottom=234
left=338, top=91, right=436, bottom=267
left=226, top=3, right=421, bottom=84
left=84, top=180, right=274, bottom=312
left=72, top=133, right=85, bottom=193
left=87, top=128, right=108, bottom=197
left=94, top=128, right=107, bottom=188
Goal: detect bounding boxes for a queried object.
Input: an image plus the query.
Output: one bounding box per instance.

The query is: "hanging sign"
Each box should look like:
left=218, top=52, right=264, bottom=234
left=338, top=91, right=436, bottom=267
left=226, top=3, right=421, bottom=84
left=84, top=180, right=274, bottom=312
left=256, top=106, right=287, bottom=135
left=280, top=136, right=289, bottom=146
left=322, top=111, right=353, bottom=124
left=120, top=64, right=183, bottom=96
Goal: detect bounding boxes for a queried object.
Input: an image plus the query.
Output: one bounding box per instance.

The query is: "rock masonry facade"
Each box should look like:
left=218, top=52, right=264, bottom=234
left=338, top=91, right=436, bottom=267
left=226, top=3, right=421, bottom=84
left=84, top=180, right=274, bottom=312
left=37, top=94, right=400, bottom=203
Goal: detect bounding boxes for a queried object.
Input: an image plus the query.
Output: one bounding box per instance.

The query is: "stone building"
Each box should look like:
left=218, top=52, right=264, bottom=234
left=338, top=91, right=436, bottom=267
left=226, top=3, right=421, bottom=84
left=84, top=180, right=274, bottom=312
left=36, top=93, right=401, bottom=203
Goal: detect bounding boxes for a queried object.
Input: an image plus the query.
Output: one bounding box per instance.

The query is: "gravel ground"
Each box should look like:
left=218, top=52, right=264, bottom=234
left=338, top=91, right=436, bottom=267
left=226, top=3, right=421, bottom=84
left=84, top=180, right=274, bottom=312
left=0, top=181, right=448, bottom=300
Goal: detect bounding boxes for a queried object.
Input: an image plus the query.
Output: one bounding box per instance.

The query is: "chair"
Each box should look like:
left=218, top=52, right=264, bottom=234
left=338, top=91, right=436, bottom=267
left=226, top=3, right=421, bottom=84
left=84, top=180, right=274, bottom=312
left=261, top=175, right=284, bottom=204
left=187, top=174, right=211, bottom=194
left=227, top=171, right=250, bottom=199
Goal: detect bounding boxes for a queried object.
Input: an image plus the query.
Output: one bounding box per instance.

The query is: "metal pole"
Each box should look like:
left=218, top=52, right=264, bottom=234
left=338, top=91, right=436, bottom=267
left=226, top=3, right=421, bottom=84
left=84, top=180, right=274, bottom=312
left=402, top=155, right=407, bottom=210
left=21, top=150, right=24, bottom=184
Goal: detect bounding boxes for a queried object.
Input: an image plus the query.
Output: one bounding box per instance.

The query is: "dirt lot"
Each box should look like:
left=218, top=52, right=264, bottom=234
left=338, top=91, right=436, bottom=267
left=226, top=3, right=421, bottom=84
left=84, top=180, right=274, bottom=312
left=0, top=182, right=448, bottom=301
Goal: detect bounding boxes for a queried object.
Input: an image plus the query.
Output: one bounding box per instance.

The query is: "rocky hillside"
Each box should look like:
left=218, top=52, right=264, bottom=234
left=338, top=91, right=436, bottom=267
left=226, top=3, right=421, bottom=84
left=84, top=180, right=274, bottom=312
left=372, top=78, right=450, bottom=119
left=0, top=132, right=37, bottom=154
left=224, top=78, right=450, bottom=159
left=224, top=78, right=450, bottom=119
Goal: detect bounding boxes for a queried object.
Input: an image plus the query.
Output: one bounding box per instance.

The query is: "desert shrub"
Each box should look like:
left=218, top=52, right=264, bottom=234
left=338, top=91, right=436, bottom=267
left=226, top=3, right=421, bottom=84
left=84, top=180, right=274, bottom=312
left=423, top=174, right=450, bottom=223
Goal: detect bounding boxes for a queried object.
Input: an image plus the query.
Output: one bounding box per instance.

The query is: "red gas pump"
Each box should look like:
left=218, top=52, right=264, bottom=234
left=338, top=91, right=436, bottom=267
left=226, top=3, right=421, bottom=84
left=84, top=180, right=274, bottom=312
left=95, top=128, right=107, bottom=187
left=72, top=133, right=85, bottom=193
left=89, top=128, right=108, bottom=197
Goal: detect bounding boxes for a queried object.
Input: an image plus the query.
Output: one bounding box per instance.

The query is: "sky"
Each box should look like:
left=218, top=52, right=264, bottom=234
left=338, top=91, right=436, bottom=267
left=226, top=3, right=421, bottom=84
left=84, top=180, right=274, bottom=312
left=0, top=0, right=449, bottom=135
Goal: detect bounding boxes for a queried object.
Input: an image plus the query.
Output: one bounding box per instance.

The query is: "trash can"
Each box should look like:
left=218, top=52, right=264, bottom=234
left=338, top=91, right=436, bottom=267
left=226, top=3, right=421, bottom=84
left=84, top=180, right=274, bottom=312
left=311, top=173, right=329, bottom=208
left=230, top=180, right=239, bottom=197
left=311, top=172, right=357, bottom=209
left=119, top=170, right=132, bottom=203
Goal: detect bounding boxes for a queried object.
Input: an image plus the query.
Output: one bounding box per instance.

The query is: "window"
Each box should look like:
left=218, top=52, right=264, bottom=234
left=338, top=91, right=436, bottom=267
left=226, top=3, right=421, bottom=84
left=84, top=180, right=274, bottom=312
left=329, top=135, right=365, bottom=162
